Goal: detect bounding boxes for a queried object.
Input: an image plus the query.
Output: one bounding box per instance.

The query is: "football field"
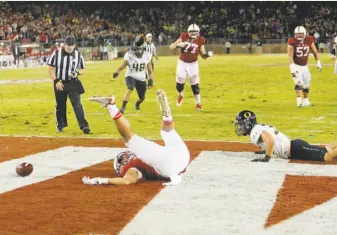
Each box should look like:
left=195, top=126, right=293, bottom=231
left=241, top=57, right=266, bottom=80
left=1, top=55, right=337, bottom=235
left=0, top=54, right=336, bottom=143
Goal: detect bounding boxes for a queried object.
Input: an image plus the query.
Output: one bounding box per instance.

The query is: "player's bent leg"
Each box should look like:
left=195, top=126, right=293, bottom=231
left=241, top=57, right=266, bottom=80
left=294, top=85, right=303, bottom=108
left=88, top=96, right=134, bottom=142
left=290, top=139, right=326, bottom=161
left=122, top=77, right=136, bottom=113
left=176, top=82, right=185, bottom=106
left=135, top=80, right=147, bottom=110
left=191, top=83, right=202, bottom=110
left=302, top=68, right=312, bottom=106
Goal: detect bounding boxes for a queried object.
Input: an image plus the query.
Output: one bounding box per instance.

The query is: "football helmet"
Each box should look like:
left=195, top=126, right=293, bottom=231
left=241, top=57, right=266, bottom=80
left=294, top=26, right=306, bottom=41
left=114, top=151, right=137, bottom=176
left=188, top=24, right=200, bottom=39
left=235, top=110, right=257, bottom=136
left=132, top=35, right=145, bottom=58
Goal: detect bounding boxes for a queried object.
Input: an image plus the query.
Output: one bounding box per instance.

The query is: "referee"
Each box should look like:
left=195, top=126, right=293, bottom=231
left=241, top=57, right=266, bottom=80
left=47, top=36, right=90, bottom=134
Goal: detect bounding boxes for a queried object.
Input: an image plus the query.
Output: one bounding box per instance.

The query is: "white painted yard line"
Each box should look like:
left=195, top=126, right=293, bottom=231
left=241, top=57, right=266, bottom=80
left=0, top=146, right=126, bottom=195
left=0, top=79, right=50, bottom=85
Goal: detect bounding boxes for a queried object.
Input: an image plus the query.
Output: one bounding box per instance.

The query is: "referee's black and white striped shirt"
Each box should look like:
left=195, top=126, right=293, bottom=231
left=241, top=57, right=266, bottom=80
left=47, top=49, right=85, bottom=81
left=144, top=42, right=156, bottom=58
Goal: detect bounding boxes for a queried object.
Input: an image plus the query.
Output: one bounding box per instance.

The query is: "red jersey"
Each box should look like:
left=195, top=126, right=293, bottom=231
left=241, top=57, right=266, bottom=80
left=179, top=32, right=206, bottom=63
left=120, top=158, right=169, bottom=181
left=288, top=36, right=314, bottom=66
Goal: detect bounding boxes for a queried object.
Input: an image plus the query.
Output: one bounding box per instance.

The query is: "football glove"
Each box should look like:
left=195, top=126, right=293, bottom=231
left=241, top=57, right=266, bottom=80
left=251, top=155, right=271, bottom=162
left=177, top=41, right=187, bottom=48
left=113, top=72, right=119, bottom=78
left=82, top=176, right=108, bottom=185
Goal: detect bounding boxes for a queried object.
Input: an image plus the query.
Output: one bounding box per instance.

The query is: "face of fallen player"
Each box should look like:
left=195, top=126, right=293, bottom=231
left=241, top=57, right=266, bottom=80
left=189, top=31, right=199, bottom=39
left=146, top=36, right=152, bottom=43
left=64, top=44, right=75, bottom=54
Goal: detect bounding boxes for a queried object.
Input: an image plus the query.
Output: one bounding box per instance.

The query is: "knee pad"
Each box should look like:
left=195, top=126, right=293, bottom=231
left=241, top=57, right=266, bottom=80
left=303, top=88, right=309, bottom=93
left=176, top=83, right=185, bottom=92
left=191, top=84, right=200, bottom=95
left=294, top=85, right=303, bottom=91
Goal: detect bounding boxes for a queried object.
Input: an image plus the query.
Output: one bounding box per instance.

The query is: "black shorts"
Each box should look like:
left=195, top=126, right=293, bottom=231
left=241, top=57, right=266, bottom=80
left=290, top=139, right=327, bottom=161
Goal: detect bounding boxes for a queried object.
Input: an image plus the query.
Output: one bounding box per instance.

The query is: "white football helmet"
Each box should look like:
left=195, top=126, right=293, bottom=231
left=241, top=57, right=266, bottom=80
left=294, top=26, right=306, bottom=41
left=188, top=24, right=200, bottom=39
left=114, top=151, right=137, bottom=176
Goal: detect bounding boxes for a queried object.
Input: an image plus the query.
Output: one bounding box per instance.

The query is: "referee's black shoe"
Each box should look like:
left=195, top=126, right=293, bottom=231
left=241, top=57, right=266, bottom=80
left=82, top=126, right=90, bottom=134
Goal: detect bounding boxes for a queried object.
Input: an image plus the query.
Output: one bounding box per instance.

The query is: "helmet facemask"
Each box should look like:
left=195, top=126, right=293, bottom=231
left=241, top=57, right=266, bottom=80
left=234, top=111, right=257, bottom=136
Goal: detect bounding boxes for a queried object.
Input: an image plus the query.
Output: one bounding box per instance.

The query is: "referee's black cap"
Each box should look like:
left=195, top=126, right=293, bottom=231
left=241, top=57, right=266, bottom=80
left=64, top=36, right=76, bottom=46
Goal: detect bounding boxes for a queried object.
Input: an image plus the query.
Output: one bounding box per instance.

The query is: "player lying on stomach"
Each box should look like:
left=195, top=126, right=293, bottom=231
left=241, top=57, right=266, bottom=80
left=82, top=89, right=190, bottom=186
left=234, top=110, right=337, bottom=162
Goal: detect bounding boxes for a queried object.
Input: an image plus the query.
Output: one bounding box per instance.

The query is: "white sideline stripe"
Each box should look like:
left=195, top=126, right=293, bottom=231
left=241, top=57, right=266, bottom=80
left=0, top=79, right=50, bottom=85
left=0, top=146, right=126, bottom=195
left=0, top=134, right=329, bottom=146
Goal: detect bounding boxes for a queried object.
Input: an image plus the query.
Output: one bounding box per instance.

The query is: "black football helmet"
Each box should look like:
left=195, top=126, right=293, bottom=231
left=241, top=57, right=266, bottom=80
left=235, top=110, right=257, bottom=136
left=132, top=35, right=145, bottom=58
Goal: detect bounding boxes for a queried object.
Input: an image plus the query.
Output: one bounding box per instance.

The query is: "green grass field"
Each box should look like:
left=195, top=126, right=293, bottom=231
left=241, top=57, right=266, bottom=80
left=0, top=54, right=336, bottom=143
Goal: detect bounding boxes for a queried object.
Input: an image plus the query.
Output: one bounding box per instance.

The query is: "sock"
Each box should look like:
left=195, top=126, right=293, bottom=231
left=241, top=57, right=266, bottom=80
left=194, top=94, right=201, bottom=104
left=122, top=100, right=128, bottom=109
left=107, top=104, right=122, bottom=120
left=163, top=115, right=173, bottom=124
left=303, top=98, right=310, bottom=105
left=296, top=97, right=302, bottom=106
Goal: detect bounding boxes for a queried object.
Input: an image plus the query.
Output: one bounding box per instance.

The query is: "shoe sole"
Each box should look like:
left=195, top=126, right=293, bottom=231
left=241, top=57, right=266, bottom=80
left=156, top=90, right=171, bottom=116
left=88, top=96, right=114, bottom=106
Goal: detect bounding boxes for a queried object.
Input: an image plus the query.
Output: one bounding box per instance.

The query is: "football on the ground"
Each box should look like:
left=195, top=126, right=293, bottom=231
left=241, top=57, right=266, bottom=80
left=16, top=162, right=33, bottom=177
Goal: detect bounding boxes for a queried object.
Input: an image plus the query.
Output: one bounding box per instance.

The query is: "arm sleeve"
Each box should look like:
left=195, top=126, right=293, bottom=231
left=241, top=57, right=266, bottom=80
left=47, top=51, right=56, bottom=67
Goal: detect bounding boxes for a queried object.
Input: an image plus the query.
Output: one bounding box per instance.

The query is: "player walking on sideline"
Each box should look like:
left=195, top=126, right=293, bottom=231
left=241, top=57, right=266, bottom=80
left=112, top=35, right=154, bottom=113
left=288, top=26, right=322, bottom=108
left=170, top=24, right=213, bottom=111
left=234, top=110, right=337, bottom=162
left=82, top=89, right=190, bottom=186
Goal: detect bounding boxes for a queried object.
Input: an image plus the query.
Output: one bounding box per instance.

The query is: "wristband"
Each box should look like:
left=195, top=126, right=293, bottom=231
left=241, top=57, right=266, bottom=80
left=54, top=78, right=61, bottom=84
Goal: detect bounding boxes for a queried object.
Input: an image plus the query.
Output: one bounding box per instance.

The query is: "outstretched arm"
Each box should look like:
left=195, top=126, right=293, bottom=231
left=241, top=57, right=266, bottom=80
left=113, top=60, right=129, bottom=78
left=82, top=168, right=141, bottom=186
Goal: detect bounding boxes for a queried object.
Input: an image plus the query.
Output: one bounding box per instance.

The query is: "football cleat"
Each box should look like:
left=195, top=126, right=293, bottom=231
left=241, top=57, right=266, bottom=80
left=177, top=95, right=183, bottom=106
left=88, top=96, right=115, bottom=107
left=156, top=89, right=171, bottom=117
left=196, top=103, right=203, bottom=111
left=297, top=104, right=303, bottom=108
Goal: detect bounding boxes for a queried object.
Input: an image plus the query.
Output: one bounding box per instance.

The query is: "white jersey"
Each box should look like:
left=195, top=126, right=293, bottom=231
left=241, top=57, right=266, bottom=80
left=250, top=124, right=291, bottom=159
left=124, top=51, right=151, bottom=81
left=144, top=42, right=156, bottom=59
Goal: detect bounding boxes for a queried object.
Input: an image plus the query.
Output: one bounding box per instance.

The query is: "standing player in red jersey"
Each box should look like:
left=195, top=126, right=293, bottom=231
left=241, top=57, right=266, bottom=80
left=288, top=26, right=322, bottom=108
left=82, top=89, right=190, bottom=186
left=169, top=24, right=213, bottom=111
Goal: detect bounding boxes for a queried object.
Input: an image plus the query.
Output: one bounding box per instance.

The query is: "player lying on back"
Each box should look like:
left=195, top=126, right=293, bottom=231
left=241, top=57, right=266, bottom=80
left=287, top=26, right=322, bottom=108
left=82, top=89, right=190, bottom=186
left=234, top=110, right=337, bottom=162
